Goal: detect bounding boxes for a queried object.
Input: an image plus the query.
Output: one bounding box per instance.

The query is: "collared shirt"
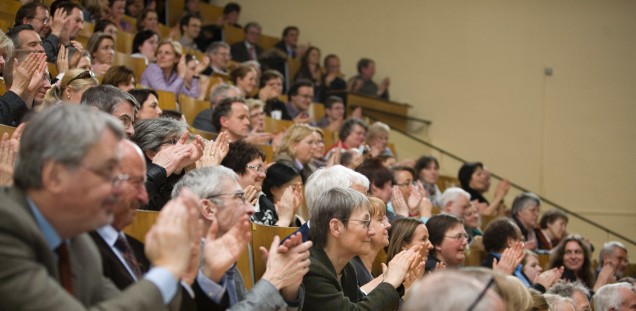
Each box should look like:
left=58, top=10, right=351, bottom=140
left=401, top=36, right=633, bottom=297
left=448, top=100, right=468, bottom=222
left=96, top=225, right=140, bottom=282
left=26, top=196, right=179, bottom=304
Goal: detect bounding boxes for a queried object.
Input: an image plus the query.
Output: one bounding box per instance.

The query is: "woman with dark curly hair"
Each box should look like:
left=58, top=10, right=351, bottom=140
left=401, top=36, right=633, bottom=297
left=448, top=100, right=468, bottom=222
left=220, top=140, right=266, bottom=206
left=252, top=162, right=303, bottom=227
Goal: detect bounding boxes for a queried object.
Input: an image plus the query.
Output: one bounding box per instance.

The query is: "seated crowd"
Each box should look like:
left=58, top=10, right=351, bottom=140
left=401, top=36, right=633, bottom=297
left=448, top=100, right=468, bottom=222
left=0, top=1, right=634, bottom=311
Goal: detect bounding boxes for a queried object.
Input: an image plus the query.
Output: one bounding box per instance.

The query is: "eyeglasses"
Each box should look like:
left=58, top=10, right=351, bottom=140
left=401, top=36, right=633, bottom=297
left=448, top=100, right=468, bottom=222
left=246, top=165, right=265, bottom=174
left=341, top=218, right=372, bottom=229
left=465, top=277, right=495, bottom=311
left=67, top=70, right=95, bottom=85
left=445, top=233, right=469, bottom=241
left=81, top=165, right=128, bottom=188
left=207, top=191, right=246, bottom=205
left=31, top=16, right=50, bottom=24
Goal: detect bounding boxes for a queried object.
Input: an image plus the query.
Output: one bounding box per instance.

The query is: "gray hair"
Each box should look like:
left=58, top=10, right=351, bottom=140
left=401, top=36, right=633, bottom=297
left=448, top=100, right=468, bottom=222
left=594, top=283, right=635, bottom=311
left=81, top=85, right=140, bottom=114
left=132, top=118, right=188, bottom=153
left=544, top=294, right=576, bottom=311
left=511, top=192, right=541, bottom=217
left=206, top=41, right=230, bottom=55
left=304, top=165, right=370, bottom=213
left=308, top=187, right=369, bottom=249
left=440, top=187, right=471, bottom=208
left=402, top=270, right=503, bottom=311
left=0, top=29, right=14, bottom=63
left=599, top=241, right=627, bottom=267
left=171, top=166, right=239, bottom=201
left=209, top=83, right=241, bottom=107
left=547, top=280, right=591, bottom=300
left=14, top=105, right=124, bottom=189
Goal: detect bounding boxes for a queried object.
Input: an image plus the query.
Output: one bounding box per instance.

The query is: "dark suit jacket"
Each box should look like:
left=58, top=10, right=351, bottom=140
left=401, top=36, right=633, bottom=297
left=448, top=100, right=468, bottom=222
left=0, top=186, right=172, bottom=310
left=274, top=41, right=294, bottom=58
left=89, top=231, right=150, bottom=290
left=230, top=41, right=263, bottom=63
left=302, top=247, right=399, bottom=311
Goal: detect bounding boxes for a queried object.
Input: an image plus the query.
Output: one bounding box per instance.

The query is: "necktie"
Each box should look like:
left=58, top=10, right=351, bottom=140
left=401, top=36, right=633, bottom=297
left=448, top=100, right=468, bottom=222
left=248, top=45, right=256, bottom=60
left=226, top=266, right=238, bottom=306
left=114, top=235, right=143, bottom=279
left=56, top=243, right=73, bottom=294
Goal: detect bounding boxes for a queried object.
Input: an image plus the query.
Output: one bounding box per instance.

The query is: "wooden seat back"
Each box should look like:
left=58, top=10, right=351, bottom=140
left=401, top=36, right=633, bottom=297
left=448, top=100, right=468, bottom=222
left=250, top=222, right=299, bottom=282
left=437, top=175, right=461, bottom=193
left=156, top=89, right=178, bottom=111
left=179, top=94, right=210, bottom=126
left=123, top=210, right=160, bottom=243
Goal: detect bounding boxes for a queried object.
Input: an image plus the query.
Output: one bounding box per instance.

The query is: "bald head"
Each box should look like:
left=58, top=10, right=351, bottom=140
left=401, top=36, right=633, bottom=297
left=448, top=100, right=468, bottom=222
left=110, top=140, right=148, bottom=230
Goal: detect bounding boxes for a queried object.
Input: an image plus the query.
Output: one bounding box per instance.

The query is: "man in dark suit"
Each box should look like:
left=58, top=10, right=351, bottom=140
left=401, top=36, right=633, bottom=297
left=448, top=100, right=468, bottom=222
left=230, top=22, right=264, bottom=63
left=89, top=140, right=151, bottom=289
left=274, top=26, right=299, bottom=58
left=0, top=105, right=200, bottom=310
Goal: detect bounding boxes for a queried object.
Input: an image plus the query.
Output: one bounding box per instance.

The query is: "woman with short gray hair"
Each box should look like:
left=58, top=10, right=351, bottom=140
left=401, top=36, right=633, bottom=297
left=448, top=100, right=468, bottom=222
left=132, top=118, right=203, bottom=210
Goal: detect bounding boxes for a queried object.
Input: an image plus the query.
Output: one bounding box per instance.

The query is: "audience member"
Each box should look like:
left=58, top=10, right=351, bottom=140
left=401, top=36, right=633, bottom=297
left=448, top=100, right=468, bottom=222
left=316, top=96, right=345, bottom=132
left=327, top=118, right=368, bottom=155
left=356, top=158, right=394, bottom=210
left=231, top=22, right=263, bottom=62
left=463, top=204, right=483, bottom=244
left=321, top=54, right=347, bottom=103
left=245, top=98, right=266, bottom=133
left=366, top=121, right=392, bottom=157
left=132, top=117, right=203, bottom=210
left=192, top=83, right=241, bottom=132
left=94, top=19, right=118, bottom=42
left=126, top=0, right=144, bottom=18
left=284, top=79, right=314, bottom=124
left=171, top=165, right=311, bottom=310
left=511, top=192, right=541, bottom=250
left=0, top=105, right=198, bottom=310
left=178, top=14, right=202, bottom=51
left=230, top=65, right=258, bottom=97
left=548, top=280, right=592, bottom=311
left=308, top=129, right=327, bottom=171
left=387, top=217, right=433, bottom=273
left=401, top=270, right=505, bottom=311
left=80, top=85, right=139, bottom=137
left=303, top=187, right=418, bottom=311
left=274, top=124, right=317, bottom=182
left=129, top=88, right=162, bottom=121
left=212, top=97, right=250, bottom=142
left=86, top=32, right=115, bottom=77
left=274, top=26, right=300, bottom=58
left=391, top=165, right=432, bottom=221
left=529, top=288, right=550, bottom=311
left=536, top=208, right=569, bottom=251
left=425, top=214, right=467, bottom=270
left=481, top=217, right=531, bottom=284
left=141, top=40, right=200, bottom=97
left=131, top=29, right=159, bottom=64
left=102, top=65, right=135, bottom=92
left=598, top=241, right=629, bottom=280
left=14, top=2, right=50, bottom=39
left=254, top=162, right=303, bottom=227
left=220, top=140, right=266, bottom=206
left=136, top=8, right=160, bottom=33
left=104, top=0, right=133, bottom=32
left=202, top=41, right=231, bottom=76
left=8, top=50, right=52, bottom=112
left=42, top=68, right=98, bottom=107
left=544, top=294, right=577, bottom=311
left=43, top=1, right=84, bottom=62
left=458, top=161, right=510, bottom=216
left=347, top=58, right=390, bottom=99
left=593, top=282, right=636, bottom=311
left=294, top=46, right=322, bottom=101
left=550, top=234, right=602, bottom=291
left=440, top=187, right=472, bottom=218
left=414, top=155, right=443, bottom=206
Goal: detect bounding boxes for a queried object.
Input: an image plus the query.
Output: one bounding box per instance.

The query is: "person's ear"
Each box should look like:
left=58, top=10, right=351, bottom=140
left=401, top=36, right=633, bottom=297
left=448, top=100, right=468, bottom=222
left=144, top=149, right=157, bottom=161
left=200, top=199, right=216, bottom=221
left=329, top=218, right=342, bottom=238
left=41, top=161, right=69, bottom=193
left=64, top=85, right=73, bottom=100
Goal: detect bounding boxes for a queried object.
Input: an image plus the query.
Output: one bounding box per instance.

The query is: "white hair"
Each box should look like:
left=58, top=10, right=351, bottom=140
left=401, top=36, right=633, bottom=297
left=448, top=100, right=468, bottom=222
left=544, top=294, right=576, bottom=311
left=440, top=187, right=471, bottom=208
left=594, top=282, right=635, bottom=311
left=304, top=165, right=369, bottom=213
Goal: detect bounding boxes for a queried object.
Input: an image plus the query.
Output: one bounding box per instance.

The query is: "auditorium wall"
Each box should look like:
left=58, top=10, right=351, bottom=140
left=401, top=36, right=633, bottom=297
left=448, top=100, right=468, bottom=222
left=223, top=0, right=636, bottom=256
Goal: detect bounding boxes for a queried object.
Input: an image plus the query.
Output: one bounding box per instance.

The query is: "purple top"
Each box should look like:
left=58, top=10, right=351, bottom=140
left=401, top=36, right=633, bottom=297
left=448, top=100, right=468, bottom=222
left=140, top=63, right=200, bottom=98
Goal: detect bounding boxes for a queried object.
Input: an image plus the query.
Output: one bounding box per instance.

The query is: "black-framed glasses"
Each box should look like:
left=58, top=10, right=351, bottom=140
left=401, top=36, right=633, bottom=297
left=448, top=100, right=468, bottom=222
left=81, top=165, right=128, bottom=188
left=466, top=277, right=495, bottom=311
left=341, top=218, right=372, bottom=229
left=67, top=70, right=95, bottom=85
left=445, top=233, right=469, bottom=241
left=206, top=191, right=246, bottom=205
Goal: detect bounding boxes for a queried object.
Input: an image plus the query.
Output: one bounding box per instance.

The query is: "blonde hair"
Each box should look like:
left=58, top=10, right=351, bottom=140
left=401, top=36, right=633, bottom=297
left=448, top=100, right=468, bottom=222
left=275, top=123, right=315, bottom=158
left=41, top=69, right=99, bottom=108
left=368, top=196, right=387, bottom=218
left=366, top=121, right=390, bottom=143
left=156, top=39, right=183, bottom=71
left=245, top=98, right=264, bottom=112
left=0, top=30, right=14, bottom=63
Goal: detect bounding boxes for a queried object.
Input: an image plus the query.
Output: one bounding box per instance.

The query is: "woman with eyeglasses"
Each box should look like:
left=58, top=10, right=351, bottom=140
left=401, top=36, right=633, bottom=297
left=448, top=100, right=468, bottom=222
left=425, top=214, right=468, bottom=270
left=550, top=235, right=611, bottom=291
left=274, top=124, right=317, bottom=183
left=220, top=140, right=267, bottom=208
left=252, top=162, right=303, bottom=227
left=42, top=68, right=98, bottom=107
left=303, top=187, right=420, bottom=311
left=351, top=197, right=392, bottom=287
left=132, top=117, right=204, bottom=211
left=390, top=166, right=431, bottom=221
